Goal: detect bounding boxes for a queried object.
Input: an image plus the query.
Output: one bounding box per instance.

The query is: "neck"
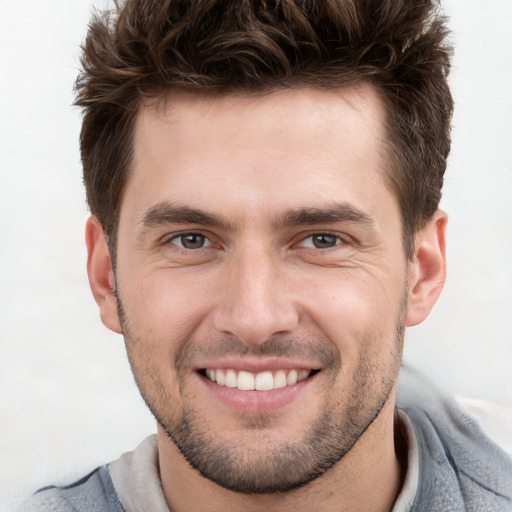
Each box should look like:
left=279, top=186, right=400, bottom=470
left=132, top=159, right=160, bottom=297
left=158, top=398, right=405, bottom=512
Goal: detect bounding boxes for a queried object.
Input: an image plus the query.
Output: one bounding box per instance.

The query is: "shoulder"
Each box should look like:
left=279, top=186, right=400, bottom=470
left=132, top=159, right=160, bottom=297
left=19, top=466, right=125, bottom=512
left=397, top=365, right=512, bottom=512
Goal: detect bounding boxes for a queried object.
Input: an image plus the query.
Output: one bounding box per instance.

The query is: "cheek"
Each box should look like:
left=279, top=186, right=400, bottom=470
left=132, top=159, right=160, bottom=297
left=300, top=268, right=406, bottom=347
left=119, top=269, right=216, bottom=346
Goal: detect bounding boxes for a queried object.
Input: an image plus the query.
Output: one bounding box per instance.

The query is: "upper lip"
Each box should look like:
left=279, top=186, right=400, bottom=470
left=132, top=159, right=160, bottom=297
left=195, top=357, right=321, bottom=373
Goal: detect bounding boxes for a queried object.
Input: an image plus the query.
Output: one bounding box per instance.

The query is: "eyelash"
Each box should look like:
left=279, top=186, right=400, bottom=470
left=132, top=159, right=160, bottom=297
left=163, top=231, right=347, bottom=251
left=297, top=232, right=345, bottom=250
left=165, top=232, right=213, bottom=250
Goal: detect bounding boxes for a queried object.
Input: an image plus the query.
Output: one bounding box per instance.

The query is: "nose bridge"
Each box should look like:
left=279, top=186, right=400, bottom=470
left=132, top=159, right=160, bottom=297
left=213, top=241, right=298, bottom=344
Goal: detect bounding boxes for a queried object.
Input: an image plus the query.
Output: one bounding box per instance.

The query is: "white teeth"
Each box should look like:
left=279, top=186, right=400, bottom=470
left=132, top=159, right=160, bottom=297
left=205, top=368, right=315, bottom=391
left=215, top=369, right=225, bottom=386
left=273, top=370, right=287, bottom=389
left=237, top=371, right=255, bottom=390
left=255, top=371, right=274, bottom=391
left=225, top=369, right=237, bottom=388
left=287, top=370, right=298, bottom=386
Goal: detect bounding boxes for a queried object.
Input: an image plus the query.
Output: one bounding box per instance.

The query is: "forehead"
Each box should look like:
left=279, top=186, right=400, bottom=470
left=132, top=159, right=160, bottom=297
left=135, top=85, right=385, bottom=159
left=124, top=85, right=393, bottom=224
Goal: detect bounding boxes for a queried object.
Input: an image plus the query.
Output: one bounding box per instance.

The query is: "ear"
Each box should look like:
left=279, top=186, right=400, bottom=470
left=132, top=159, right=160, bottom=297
left=85, top=216, right=123, bottom=334
left=406, top=210, right=447, bottom=327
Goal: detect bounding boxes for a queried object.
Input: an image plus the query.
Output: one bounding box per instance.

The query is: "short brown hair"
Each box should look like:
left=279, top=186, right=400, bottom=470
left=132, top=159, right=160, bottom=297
left=75, top=0, right=453, bottom=259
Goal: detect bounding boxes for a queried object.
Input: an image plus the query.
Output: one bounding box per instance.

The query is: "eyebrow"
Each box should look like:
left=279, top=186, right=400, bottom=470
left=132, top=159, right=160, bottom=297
left=140, top=201, right=374, bottom=231
left=275, top=203, right=374, bottom=228
left=141, top=203, right=234, bottom=230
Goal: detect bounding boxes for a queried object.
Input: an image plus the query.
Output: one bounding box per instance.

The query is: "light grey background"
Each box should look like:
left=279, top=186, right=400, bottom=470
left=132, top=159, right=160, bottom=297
left=1, top=0, right=511, bottom=509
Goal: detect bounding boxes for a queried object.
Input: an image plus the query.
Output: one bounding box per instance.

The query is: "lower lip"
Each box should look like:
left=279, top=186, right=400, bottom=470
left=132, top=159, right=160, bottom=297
left=197, top=372, right=317, bottom=412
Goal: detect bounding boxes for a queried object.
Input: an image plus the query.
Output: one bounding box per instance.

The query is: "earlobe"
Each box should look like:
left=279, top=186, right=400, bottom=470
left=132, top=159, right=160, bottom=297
left=406, top=210, right=448, bottom=327
left=85, top=216, right=123, bottom=334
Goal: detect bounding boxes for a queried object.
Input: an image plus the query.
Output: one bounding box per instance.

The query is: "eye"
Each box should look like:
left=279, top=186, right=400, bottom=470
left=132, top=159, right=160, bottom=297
left=170, top=233, right=211, bottom=250
left=299, top=233, right=342, bottom=249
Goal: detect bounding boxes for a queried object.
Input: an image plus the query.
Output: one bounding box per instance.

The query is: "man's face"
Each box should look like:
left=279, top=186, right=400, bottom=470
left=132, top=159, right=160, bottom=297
left=114, top=87, right=410, bottom=493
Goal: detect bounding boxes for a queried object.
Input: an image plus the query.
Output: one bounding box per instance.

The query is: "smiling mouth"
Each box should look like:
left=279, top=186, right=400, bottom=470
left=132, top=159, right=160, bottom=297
left=199, top=368, right=320, bottom=391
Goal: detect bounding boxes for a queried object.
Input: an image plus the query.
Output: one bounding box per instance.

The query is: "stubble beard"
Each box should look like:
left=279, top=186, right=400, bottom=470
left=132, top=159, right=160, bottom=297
left=118, top=296, right=406, bottom=495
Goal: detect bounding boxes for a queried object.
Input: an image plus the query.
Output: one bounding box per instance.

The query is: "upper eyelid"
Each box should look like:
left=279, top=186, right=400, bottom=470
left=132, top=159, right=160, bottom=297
left=161, top=229, right=211, bottom=242
left=156, top=231, right=209, bottom=250
left=163, top=232, right=214, bottom=251
left=159, top=229, right=350, bottom=246
left=295, top=230, right=349, bottom=243
left=297, top=233, right=344, bottom=246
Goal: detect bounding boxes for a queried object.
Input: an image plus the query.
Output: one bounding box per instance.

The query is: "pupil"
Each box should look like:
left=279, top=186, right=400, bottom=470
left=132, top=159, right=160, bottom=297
left=183, top=234, right=204, bottom=249
left=313, top=234, right=336, bottom=248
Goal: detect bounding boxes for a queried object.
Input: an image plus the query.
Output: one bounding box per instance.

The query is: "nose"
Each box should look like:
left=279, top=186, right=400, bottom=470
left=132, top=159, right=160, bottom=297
left=212, top=244, right=299, bottom=345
